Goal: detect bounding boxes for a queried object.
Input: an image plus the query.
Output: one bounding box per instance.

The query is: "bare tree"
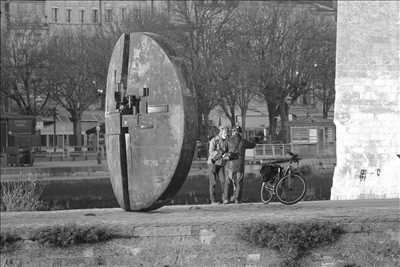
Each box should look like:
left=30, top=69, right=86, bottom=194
left=102, top=5, right=174, bottom=38
left=310, top=18, right=336, bottom=119
left=238, top=4, right=285, bottom=141
left=216, top=10, right=258, bottom=132
left=240, top=4, right=334, bottom=142
left=46, top=30, right=112, bottom=147
left=0, top=29, right=50, bottom=115
left=215, top=46, right=256, bottom=130
left=172, top=1, right=238, bottom=139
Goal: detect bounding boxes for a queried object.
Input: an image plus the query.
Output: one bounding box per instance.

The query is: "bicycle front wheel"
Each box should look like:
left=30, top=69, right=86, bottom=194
left=260, top=182, right=274, bottom=204
left=275, top=174, right=306, bottom=205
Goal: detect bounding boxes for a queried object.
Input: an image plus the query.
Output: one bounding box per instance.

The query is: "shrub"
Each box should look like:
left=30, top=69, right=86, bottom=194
left=297, top=165, right=312, bottom=176
left=0, top=180, right=47, bottom=211
left=238, top=222, right=344, bottom=266
left=31, top=224, right=114, bottom=247
left=0, top=231, right=21, bottom=251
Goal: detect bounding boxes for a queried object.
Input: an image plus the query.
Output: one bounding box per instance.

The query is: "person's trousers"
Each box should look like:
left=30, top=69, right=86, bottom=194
left=226, top=170, right=244, bottom=202
left=209, top=164, right=226, bottom=203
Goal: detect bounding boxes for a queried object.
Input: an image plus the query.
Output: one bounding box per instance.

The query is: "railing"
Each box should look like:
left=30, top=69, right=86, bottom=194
left=32, top=146, right=106, bottom=162
left=253, top=144, right=293, bottom=159
left=246, top=142, right=336, bottom=160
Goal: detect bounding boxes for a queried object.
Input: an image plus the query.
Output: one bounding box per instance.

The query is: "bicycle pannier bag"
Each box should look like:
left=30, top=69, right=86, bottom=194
left=260, top=164, right=279, bottom=182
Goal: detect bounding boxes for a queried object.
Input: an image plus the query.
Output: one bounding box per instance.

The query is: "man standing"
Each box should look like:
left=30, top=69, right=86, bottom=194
left=207, top=126, right=229, bottom=204
left=225, top=126, right=255, bottom=203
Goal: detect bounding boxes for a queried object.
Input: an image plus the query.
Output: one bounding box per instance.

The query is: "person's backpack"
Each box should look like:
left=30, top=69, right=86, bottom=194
left=260, top=164, right=280, bottom=182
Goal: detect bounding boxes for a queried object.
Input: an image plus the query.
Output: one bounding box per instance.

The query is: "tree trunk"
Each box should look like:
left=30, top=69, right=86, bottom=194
left=322, top=86, right=328, bottom=119
left=198, top=110, right=211, bottom=142
left=229, top=116, right=236, bottom=128
left=323, top=101, right=328, bottom=119
left=267, top=100, right=278, bottom=142
left=240, top=108, right=247, bottom=138
left=221, top=103, right=236, bottom=128
left=279, top=102, right=290, bottom=143
left=71, top=113, right=82, bottom=147
left=230, top=105, right=236, bottom=127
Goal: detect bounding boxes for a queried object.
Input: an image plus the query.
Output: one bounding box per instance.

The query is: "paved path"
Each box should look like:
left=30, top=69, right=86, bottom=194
left=1, top=199, right=398, bottom=236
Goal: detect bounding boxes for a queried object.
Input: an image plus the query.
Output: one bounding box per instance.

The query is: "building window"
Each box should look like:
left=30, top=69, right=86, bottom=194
left=133, top=8, right=141, bottom=18
left=52, top=8, right=58, bottom=23
left=66, top=9, right=72, bottom=23
left=327, top=127, right=335, bottom=143
left=121, top=7, right=126, bottom=20
left=291, top=127, right=309, bottom=144
left=105, top=9, right=112, bottom=22
left=40, top=135, right=47, bottom=147
left=80, top=9, right=85, bottom=23
left=167, top=0, right=171, bottom=14
left=92, top=9, right=98, bottom=23
left=15, top=32, right=24, bottom=39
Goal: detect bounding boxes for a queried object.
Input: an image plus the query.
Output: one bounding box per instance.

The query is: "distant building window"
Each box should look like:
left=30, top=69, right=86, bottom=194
left=52, top=8, right=58, bottom=23
left=105, top=9, right=112, bottom=22
left=133, top=8, right=141, bottom=18
left=167, top=0, right=171, bottom=14
left=92, top=9, right=98, bottom=23
left=291, top=127, right=309, bottom=144
left=327, top=127, right=335, bottom=143
left=80, top=9, right=85, bottom=23
left=15, top=32, right=24, bottom=38
left=121, top=7, right=126, bottom=20
left=40, top=135, right=47, bottom=146
left=309, top=128, right=318, bottom=143
left=66, top=9, right=72, bottom=23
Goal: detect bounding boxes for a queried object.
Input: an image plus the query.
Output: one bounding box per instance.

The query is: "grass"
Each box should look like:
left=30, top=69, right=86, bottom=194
left=30, top=224, right=115, bottom=247
left=0, top=231, right=21, bottom=251
left=0, top=223, right=116, bottom=251
left=0, top=180, right=47, bottom=211
left=238, top=222, right=344, bottom=267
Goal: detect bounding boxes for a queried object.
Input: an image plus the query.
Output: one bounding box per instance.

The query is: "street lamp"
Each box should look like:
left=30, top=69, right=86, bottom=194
left=97, top=88, right=105, bottom=109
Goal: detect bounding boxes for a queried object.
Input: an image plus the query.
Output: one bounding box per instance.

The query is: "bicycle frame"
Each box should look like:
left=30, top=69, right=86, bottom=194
left=260, top=152, right=306, bottom=205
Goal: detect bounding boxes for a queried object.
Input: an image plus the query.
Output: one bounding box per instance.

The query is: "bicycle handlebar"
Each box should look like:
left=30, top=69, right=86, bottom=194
left=265, top=151, right=301, bottom=165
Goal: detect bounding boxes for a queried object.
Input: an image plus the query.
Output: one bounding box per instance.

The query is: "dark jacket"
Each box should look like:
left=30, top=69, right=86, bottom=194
left=225, top=134, right=255, bottom=172
left=207, top=135, right=228, bottom=166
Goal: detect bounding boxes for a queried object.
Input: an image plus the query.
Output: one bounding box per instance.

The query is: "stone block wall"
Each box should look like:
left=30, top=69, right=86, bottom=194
left=332, top=0, right=400, bottom=199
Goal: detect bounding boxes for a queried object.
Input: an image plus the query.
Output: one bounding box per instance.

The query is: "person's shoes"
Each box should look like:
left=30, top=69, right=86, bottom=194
left=210, top=201, right=220, bottom=205
left=223, top=200, right=229, bottom=204
left=234, top=200, right=241, bottom=204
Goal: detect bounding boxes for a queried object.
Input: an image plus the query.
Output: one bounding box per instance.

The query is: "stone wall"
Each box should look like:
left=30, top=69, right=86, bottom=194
left=332, top=0, right=400, bottom=199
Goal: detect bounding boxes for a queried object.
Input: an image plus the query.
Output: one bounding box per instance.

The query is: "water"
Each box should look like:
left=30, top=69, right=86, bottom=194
left=38, top=171, right=333, bottom=210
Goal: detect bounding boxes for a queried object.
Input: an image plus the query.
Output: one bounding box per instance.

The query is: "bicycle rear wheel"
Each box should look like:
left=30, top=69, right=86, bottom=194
left=260, top=182, right=274, bottom=204
left=275, top=174, right=306, bottom=205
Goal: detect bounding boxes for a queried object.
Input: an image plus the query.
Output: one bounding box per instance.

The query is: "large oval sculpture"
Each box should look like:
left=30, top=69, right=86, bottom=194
left=105, top=33, right=197, bottom=211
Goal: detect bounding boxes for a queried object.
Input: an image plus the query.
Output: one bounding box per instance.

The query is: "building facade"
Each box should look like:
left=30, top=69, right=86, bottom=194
left=331, top=0, right=400, bottom=200
left=1, top=1, right=238, bottom=35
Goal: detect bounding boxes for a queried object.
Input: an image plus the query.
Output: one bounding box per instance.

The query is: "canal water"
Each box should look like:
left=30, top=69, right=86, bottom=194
left=39, top=166, right=333, bottom=210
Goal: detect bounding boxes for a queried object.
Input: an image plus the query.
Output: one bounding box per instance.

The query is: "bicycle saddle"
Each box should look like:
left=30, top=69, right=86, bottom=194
left=287, top=151, right=300, bottom=163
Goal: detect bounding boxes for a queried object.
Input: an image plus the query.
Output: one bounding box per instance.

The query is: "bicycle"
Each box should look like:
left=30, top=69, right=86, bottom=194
left=259, top=152, right=306, bottom=205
